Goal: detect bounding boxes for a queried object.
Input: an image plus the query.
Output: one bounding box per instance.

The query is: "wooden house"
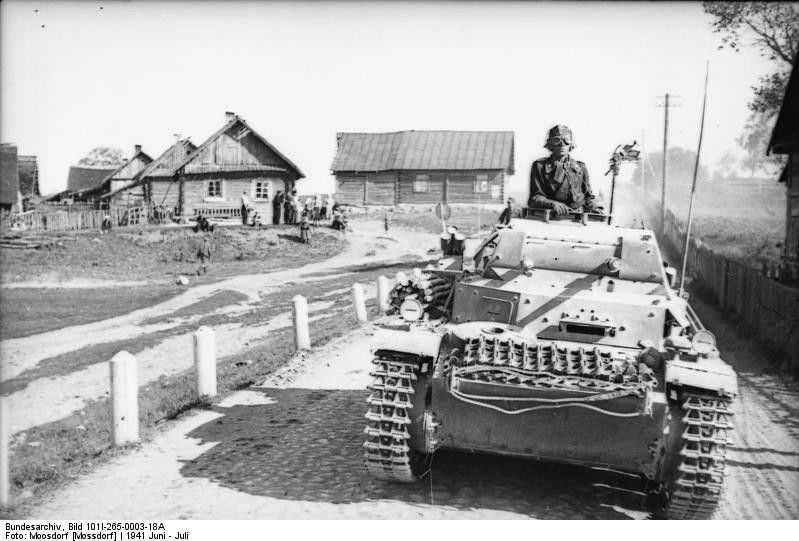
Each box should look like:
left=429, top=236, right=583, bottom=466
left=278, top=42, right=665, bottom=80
left=75, top=145, right=153, bottom=203
left=66, top=165, right=116, bottom=202
left=330, top=130, right=515, bottom=205
left=17, top=155, right=40, bottom=208
left=769, top=58, right=799, bottom=265
left=116, top=112, right=304, bottom=222
left=102, top=139, right=196, bottom=208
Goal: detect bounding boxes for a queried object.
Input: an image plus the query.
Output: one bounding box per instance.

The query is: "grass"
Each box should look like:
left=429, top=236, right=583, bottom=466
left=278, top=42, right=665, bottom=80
left=0, top=284, right=182, bottom=340
left=0, top=225, right=346, bottom=339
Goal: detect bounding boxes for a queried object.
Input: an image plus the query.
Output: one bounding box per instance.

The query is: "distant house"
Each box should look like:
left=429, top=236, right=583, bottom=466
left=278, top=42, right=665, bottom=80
left=17, top=155, right=40, bottom=208
left=0, top=144, right=21, bottom=212
left=74, top=145, right=152, bottom=202
left=102, top=139, right=197, bottom=208
left=769, top=57, right=799, bottom=265
left=164, top=112, right=305, bottom=222
left=66, top=165, right=116, bottom=200
left=330, top=130, right=515, bottom=205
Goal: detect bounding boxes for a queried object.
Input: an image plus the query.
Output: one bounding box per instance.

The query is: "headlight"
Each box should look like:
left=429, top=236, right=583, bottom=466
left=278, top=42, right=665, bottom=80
left=692, top=330, right=716, bottom=355
left=399, top=298, right=424, bottom=322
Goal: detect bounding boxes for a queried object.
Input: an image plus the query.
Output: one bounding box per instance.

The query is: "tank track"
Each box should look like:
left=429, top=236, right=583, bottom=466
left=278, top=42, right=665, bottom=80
left=363, top=351, right=424, bottom=483
left=661, top=394, right=734, bottom=519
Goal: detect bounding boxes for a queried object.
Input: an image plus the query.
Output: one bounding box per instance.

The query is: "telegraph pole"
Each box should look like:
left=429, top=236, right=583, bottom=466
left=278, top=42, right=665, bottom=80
left=657, top=93, right=680, bottom=232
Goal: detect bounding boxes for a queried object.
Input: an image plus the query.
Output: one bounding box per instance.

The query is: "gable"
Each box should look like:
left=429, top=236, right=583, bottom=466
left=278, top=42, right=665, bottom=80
left=182, top=122, right=293, bottom=175
left=112, top=154, right=152, bottom=180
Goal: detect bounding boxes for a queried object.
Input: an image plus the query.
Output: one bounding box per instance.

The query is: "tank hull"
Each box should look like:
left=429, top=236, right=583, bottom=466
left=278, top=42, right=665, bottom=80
left=424, top=377, right=668, bottom=479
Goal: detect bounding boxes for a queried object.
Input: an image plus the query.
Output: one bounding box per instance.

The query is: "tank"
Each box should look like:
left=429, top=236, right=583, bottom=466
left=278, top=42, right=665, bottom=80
left=363, top=208, right=737, bottom=519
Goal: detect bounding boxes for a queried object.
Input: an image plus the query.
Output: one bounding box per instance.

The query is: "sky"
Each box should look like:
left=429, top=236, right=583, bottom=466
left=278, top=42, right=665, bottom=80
left=1, top=1, right=777, bottom=199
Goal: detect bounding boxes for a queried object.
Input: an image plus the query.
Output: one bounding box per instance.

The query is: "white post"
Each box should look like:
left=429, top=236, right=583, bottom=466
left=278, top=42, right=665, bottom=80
left=109, top=351, right=139, bottom=446
left=193, top=326, right=217, bottom=399
left=352, top=283, right=368, bottom=323
left=292, top=295, right=311, bottom=350
left=0, top=398, right=8, bottom=508
left=377, top=275, right=390, bottom=314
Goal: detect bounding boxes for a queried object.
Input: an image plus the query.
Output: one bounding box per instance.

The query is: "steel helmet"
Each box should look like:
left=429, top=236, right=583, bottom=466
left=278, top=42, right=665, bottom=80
left=545, top=124, right=575, bottom=149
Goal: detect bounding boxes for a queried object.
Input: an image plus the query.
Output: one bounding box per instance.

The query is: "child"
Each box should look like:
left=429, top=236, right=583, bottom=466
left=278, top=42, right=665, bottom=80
left=197, top=235, right=212, bottom=275
left=299, top=213, right=311, bottom=243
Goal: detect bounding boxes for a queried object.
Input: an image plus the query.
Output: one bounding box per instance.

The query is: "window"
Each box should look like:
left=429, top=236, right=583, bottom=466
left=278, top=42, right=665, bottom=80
left=254, top=181, right=270, bottom=201
left=207, top=180, right=222, bottom=198
left=474, top=174, right=489, bottom=193
left=413, top=174, right=430, bottom=193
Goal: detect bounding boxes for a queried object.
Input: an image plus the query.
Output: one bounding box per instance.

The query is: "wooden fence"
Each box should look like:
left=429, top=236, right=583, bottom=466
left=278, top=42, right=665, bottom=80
left=1, top=205, right=149, bottom=233
left=659, top=208, right=799, bottom=374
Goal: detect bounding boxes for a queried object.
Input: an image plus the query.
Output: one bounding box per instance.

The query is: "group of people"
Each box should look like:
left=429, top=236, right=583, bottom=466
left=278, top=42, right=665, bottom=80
left=271, top=191, right=335, bottom=226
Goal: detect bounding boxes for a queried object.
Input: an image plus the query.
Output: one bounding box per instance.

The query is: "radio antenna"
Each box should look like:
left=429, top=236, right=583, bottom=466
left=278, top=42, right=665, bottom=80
left=678, top=61, right=710, bottom=297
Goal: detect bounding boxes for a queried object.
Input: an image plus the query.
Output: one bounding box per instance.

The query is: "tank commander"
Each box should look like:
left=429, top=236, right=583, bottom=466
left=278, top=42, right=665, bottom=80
left=529, top=125, right=602, bottom=216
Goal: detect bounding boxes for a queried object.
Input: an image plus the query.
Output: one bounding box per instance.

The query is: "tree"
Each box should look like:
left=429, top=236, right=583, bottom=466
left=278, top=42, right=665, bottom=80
left=703, top=2, right=798, bottom=174
left=77, top=147, right=125, bottom=168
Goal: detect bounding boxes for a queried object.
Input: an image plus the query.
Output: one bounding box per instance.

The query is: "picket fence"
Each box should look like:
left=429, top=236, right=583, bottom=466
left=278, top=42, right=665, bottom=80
left=1, top=205, right=149, bottom=233
left=659, top=208, right=799, bottom=374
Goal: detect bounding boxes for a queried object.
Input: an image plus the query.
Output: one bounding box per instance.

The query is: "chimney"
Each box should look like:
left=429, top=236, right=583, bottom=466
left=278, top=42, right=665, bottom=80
left=134, top=144, right=142, bottom=154
left=225, top=111, right=235, bottom=122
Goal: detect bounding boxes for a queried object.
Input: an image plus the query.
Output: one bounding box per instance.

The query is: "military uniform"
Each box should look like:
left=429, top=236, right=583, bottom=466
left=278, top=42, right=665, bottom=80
left=528, top=156, right=599, bottom=211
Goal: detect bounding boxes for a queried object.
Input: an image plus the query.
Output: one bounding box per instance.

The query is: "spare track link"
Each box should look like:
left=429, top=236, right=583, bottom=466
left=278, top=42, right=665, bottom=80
left=363, top=352, right=422, bottom=483
left=664, top=394, right=734, bottom=519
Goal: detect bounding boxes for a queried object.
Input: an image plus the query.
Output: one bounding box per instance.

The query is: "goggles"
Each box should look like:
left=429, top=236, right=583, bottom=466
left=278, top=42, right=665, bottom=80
left=547, top=136, right=572, bottom=146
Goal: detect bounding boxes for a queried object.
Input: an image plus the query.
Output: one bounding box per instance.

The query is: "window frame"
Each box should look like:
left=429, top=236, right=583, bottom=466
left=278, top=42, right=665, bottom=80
left=253, top=180, right=270, bottom=201
left=413, top=174, right=430, bottom=193
left=473, top=173, right=489, bottom=193
left=205, top=180, right=224, bottom=201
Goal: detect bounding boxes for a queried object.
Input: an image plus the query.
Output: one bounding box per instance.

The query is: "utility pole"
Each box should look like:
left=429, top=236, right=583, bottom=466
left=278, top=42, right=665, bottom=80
left=657, top=93, right=680, bottom=232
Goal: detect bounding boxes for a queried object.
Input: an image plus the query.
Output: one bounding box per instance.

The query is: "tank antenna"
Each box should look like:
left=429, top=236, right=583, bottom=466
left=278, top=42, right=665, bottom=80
left=678, top=61, right=710, bottom=297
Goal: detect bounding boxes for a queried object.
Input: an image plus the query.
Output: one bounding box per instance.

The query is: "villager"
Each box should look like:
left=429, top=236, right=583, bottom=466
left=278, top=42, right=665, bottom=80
left=273, top=190, right=284, bottom=225
left=331, top=207, right=347, bottom=231
left=197, top=235, right=212, bottom=275
left=529, top=125, right=601, bottom=216
left=320, top=195, right=331, bottom=220
left=241, top=191, right=251, bottom=225
left=498, top=197, right=514, bottom=225
left=193, top=213, right=214, bottom=233
left=101, top=213, right=112, bottom=232
left=312, top=195, right=321, bottom=226
left=292, top=190, right=302, bottom=225
left=299, top=213, right=311, bottom=243
left=284, top=191, right=294, bottom=225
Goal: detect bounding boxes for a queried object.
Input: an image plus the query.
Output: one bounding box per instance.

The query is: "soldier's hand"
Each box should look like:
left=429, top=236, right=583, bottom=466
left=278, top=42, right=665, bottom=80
left=551, top=202, right=571, bottom=216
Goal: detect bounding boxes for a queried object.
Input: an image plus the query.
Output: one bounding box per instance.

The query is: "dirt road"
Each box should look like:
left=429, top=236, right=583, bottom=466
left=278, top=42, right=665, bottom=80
left=27, top=300, right=799, bottom=519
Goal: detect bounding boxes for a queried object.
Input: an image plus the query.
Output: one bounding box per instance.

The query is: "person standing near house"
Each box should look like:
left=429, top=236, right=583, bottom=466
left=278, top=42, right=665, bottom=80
left=273, top=190, right=284, bottom=225
left=240, top=191, right=251, bottom=225
left=284, top=190, right=294, bottom=225
left=292, top=190, right=302, bottom=225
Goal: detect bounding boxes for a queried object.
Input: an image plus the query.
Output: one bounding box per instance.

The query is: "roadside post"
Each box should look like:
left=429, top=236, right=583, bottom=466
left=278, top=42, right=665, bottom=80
left=109, top=351, right=140, bottom=446
left=193, top=326, right=217, bottom=399
left=0, top=398, right=8, bottom=507
left=352, top=283, right=368, bottom=323
left=377, top=275, right=390, bottom=314
left=292, top=295, right=311, bottom=350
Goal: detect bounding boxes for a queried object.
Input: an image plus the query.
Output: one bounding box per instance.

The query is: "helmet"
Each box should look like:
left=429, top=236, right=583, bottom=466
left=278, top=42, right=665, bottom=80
left=545, top=124, right=575, bottom=149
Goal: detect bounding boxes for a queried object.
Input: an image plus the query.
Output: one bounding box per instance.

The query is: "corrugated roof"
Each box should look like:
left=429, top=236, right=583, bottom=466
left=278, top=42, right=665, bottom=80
left=66, top=166, right=115, bottom=192
left=331, top=130, right=515, bottom=173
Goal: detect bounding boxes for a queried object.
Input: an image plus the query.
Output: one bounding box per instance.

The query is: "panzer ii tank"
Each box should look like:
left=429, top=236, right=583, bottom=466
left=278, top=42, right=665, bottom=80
left=363, top=208, right=737, bottom=519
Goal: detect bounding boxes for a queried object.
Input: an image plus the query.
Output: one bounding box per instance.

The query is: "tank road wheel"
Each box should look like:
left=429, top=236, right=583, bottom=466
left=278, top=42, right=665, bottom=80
left=363, top=352, right=431, bottom=482
left=655, top=393, right=734, bottom=519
